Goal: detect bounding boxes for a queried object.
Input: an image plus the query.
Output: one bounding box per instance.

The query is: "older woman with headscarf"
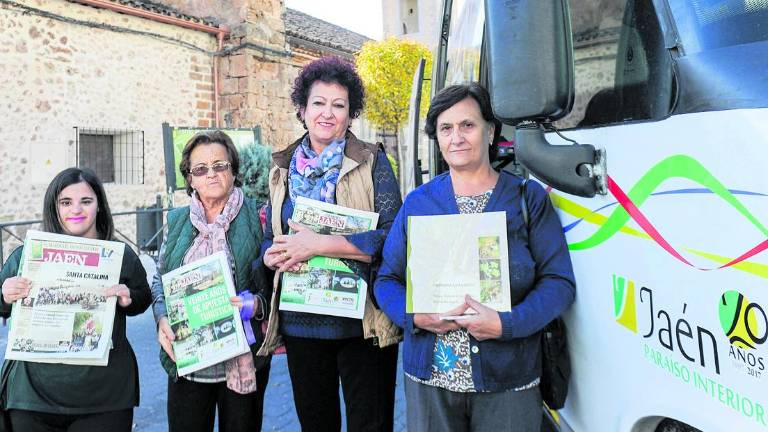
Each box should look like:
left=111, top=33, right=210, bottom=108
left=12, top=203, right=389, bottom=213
left=259, top=56, right=402, bottom=431
left=151, top=130, right=271, bottom=432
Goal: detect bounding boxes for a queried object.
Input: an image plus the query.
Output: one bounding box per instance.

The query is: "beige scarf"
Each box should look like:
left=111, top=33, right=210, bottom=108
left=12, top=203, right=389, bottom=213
left=186, top=187, right=257, bottom=394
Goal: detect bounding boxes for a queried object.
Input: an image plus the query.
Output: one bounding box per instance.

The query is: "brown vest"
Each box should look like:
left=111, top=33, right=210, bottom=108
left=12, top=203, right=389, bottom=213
left=256, top=132, right=402, bottom=356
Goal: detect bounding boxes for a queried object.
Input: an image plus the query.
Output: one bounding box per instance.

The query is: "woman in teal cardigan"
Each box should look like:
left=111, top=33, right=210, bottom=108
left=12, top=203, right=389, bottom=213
left=150, top=130, right=271, bottom=432
left=0, top=167, right=151, bottom=432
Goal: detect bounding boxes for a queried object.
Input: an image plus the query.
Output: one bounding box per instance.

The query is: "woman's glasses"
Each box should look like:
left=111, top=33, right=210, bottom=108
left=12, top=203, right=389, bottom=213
left=189, top=161, right=231, bottom=177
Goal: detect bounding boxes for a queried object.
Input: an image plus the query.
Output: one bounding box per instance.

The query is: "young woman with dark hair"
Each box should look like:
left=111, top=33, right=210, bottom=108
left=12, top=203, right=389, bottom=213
left=0, top=167, right=151, bottom=432
left=41, top=167, right=115, bottom=239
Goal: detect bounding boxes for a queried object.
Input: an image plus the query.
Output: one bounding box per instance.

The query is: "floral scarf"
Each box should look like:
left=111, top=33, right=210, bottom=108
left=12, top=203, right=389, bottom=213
left=185, top=187, right=257, bottom=394
left=288, top=136, right=345, bottom=204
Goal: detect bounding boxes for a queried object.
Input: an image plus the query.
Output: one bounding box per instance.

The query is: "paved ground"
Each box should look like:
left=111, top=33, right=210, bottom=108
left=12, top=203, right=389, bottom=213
left=0, top=304, right=408, bottom=431
left=0, top=254, right=407, bottom=431
left=0, top=254, right=555, bottom=431
left=129, top=310, right=408, bottom=431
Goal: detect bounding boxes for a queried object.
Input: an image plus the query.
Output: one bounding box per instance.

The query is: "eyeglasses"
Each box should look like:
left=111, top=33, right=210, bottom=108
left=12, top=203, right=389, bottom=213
left=189, top=161, right=231, bottom=177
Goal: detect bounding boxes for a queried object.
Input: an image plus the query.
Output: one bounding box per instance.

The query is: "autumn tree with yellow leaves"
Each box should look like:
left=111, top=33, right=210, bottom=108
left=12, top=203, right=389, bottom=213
left=356, top=38, right=432, bottom=159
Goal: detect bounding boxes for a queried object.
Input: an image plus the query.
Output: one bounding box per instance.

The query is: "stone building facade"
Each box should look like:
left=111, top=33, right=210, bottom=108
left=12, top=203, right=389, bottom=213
left=0, top=0, right=373, bottom=259
left=381, top=0, right=440, bottom=51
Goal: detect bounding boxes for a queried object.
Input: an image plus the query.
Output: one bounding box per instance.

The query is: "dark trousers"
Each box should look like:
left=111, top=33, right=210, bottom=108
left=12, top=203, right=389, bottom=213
left=283, top=335, right=399, bottom=432
left=8, top=408, right=133, bottom=432
left=167, top=363, right=271, bottom=432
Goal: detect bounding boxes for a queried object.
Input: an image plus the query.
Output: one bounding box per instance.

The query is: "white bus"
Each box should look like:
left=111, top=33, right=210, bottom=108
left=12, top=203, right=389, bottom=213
left=405, top=1, right=768, bottom=431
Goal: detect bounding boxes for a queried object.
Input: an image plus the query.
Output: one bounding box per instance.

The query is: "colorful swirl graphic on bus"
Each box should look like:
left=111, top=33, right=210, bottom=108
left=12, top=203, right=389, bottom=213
left=550, top=155, right=768, bottom=278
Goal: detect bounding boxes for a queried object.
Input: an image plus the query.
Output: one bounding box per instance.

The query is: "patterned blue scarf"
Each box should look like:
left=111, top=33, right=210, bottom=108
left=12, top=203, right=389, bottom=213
left=288, top=136, right=345, bottom=204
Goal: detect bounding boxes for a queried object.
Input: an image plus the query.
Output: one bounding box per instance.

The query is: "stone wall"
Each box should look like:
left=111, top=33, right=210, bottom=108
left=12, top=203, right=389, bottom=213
left=0, top=0, right=380, bottom=262
left=219, top=38, right=377, bottom=150
left=0, top=0, right=219, bottom=257
left=219, top=38, right=305, bottom=149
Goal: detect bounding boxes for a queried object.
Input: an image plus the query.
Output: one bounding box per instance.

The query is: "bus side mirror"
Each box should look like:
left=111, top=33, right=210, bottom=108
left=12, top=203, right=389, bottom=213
left=484, top=0, right=574, bottom=123
left=515, top=125, right=607, bottom=198
left=484, top=0, right=607, bottom=197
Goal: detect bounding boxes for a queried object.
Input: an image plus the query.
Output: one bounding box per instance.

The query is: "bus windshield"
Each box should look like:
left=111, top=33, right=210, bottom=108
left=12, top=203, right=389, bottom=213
left=668, top=0, right=768, bottom=54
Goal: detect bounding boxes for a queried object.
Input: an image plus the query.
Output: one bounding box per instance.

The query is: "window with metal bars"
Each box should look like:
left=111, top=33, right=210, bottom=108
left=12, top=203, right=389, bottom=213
left=75, top=127, right=144, bottom=184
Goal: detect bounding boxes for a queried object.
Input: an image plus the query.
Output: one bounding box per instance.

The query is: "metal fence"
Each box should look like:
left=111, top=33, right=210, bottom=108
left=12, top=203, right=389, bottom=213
left=0, top=196, right=168, bottom=266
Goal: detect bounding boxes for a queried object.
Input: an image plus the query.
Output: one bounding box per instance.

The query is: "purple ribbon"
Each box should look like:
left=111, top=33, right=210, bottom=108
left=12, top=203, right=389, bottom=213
left=238, top=291, right=257, bottom=345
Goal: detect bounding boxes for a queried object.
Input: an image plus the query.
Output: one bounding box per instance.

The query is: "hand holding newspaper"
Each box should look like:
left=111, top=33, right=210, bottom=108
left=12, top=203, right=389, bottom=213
left=161, top=251, right=250, bottom=377
left=406, top=212, right=511, bottom=315
left=5, top=230, right=125, bottom=366
left=278, top=196, right=379, bottom=319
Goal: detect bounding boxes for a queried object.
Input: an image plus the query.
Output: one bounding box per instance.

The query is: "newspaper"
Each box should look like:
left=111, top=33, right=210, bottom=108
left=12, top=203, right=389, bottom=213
left=5, top=231, right=125, bottom=366
left=162, top=251, right=250, bottom=377
left=406, top=212, right=512, bottom=314
left=279, top=196, right=379, bottom=319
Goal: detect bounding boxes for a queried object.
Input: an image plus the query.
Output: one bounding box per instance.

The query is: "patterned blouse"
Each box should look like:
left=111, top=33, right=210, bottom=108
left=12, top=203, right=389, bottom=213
left=409, top=189, right=540, bottom=393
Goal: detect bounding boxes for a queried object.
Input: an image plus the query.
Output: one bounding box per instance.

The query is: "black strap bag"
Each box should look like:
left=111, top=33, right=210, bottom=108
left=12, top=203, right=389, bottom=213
left=539, top=316, right=571, bottom=409
left=519, top=179, right=571, bottom=410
